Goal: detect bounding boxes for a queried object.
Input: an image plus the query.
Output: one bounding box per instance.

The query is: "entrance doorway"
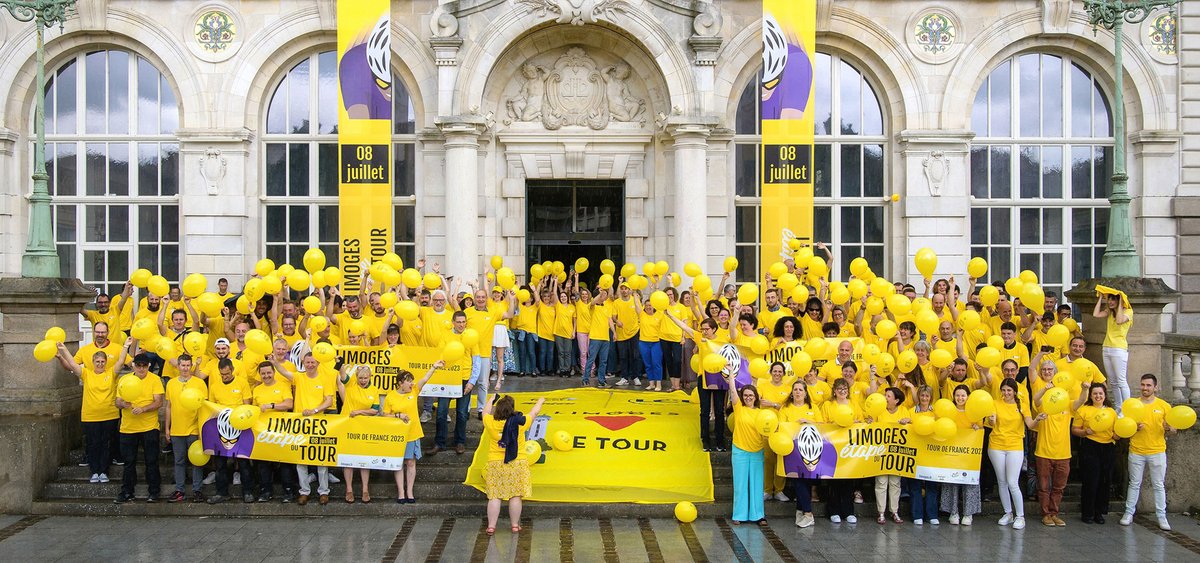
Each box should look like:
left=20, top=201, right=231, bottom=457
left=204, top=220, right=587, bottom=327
left=526, top=180, right=624, bottom=290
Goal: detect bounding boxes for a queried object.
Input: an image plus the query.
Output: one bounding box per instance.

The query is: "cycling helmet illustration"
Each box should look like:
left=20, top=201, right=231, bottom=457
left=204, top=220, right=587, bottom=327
left=762, top=12, right=788, bottom=91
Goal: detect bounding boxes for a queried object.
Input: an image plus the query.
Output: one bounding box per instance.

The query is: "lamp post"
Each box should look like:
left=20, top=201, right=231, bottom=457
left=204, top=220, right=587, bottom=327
left=1082, top=0, right=1179, bottom=278
left=0, top=0, right=75, bottom=278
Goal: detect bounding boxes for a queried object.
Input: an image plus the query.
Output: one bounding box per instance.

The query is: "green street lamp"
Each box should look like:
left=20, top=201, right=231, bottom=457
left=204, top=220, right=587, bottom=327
left=0, top=0, right=75, bottom=278
left=1083, top=0, right=1180, bottom=278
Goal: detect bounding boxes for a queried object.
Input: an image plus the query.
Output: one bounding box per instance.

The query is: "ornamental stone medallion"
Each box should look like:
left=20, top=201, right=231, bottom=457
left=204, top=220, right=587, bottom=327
left=186, top=3, right=242, bottom=63
left=1142, top=10, right=1177, bottom=64
left=905, top=7, right=962, bottom=65
left=504, top=46, right=647, bottom=130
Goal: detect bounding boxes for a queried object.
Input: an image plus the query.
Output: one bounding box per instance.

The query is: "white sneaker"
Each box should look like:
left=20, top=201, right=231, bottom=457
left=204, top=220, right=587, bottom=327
left=913, top=519, right=923, bottom=525
left=90, top=474, right=100, bottom=483
left=634, top=378, right=643, bottom=386
left=774, top=492, right=790, bottom=502
left=328, top=474, right=341, bottom=484
left=998, top=513, right=1014, bottom=526
left=929, top=519, right=940, bottom=525
left=830, top=515, right=842, bottom=523
left=799, top=513, right=815, bottom=528
left=1012, top=516, right=1025, bottom=530
left=78, top=462, right=89, bottom=467
left=420, top=410, right=432, bottom=423
left=615, top=378, right=629, bottom=386
left=202, top=472, right=217, bottom=485
left=1119, top=513, right=1133, bottom=526
left=763, top=492, right=771, bottom=501
left=232, top=473, right=241, bottom=486
left=98, top=473, right=109, bottom=483
left=1158, top=517, right=1171, bottom=531
left=962, top=515, right=973, bottom=526
left=795, top=510, right=804, bottom=527
left=846, top=515, right=857, bottom=524
left=949, top=514, right=960, bottom=525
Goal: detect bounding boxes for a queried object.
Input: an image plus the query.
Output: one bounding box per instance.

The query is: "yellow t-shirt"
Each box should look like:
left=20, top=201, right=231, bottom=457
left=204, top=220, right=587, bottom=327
left=536, top=302, right=556, bottom=340
left=1103, top=310, right=1132, bottom=349
left=941, top=377, right=978, bottom=406
left=384, top=385, right=424, bottom=441
left=805, top=379, right=831, bottom=407
left=756, top=377, right=796, bottom=409
left=75, top=339, right=128, bottom=368
left=293, top=372, right=335, bottom=413
left=999, top=341, right=1031, bottom=369
left=515, top=304, right=538, bottom=333
left=80, top=367, right=119, bottom=422
left=252, top=379, right=292, bottom=407
left=659, top=304, right=690, bottom=343
left=483, top=413, right=532, bottom=463
left=553, top=302, right=575, bottom=339
left=276, top=330, right=303, bottom=350
left=1074, top=404, right=1116, bottom=444
left=165, top=376, right=208, bottom=437
left=730, top=400, right=764, bottom=452
left=209, top=376, right=251, bottom=407
left=988, top=400, right=1026, bottom=451
left=465, top=307, right=499, bottom=351
left=335, top=311, right=379, bottom=343
left=759, top=306, right=795, bottom=334
left=202, top=356, right=243, bottom=382
left=342, top=383, right=383, bottom=414
left=118, top=373, right=164, bottom=434
left=400, top=317, right=424, bottom=347
left=1034, top=410, right=1072, bottom=460
left=948, top=408, right=973, bottom=430
left=613, top=298, right=640, bottom=341
left=638, top=310, right=662, bottom=342
left=1056, top=357, right=1105, bottom=386
left=420, top=307, right=454, bottom=347
left=800, top=316, right=823, bottom=340
left=1129, top=397, right=1171, bottom=455
left=575, top=301, right=592, bottom=335
left=588, top=303, right=612, bottom=341
left=821, top=399, right=864, bottom=424
left=874, top=406, right=912, bottom=424
left=83, top=295, right=128, bottom=333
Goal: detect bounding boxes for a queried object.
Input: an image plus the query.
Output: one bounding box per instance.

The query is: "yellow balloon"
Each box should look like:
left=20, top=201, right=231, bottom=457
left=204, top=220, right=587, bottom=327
left=864, top=393, right=886, bottom=418
left=757, top=409, right=779, bottom=435
left=575, top=257, right=590, bottom=274
left=442, top=341, right=465, bottom=363
left=262, top=274, right=282, bottom=295
left=933, top=398, right=957, bottom=419
left=183, top=332, right=207, bottom=355
left=897, top=350, right=919, bottom=373
left=44, top=326, right=67, bottom=343
left=960, top=310, right=981, bottom=331
left=933, top=417, right=958, bottom=441
left=965, top=390, right=995, bottom=421
left=870, top=278, right=893, bottom=298
left=832, top=404, right=854, bottom=427
left=768, top=262, right=788, bottom=280
left=277, top=264, right=295, bottom=278
left=181, top=273, right=207, bottom=298
left=490, top=255, right=504, bottom=270
left=1004, top=278, right=1024, bottom=299
left=768, top=431, right=794, bottom=456
left=312, top=342, right=336, bottom=363
left=865, top=296, right=885, bottom=316
left=600, top=259, right=616, bottom=276
left=324, top=267, right=344, bottom=286
left=650, top=291, right=669, bottom=311
left=497, top=268, right=516, bottom=290
left=531, top=264, right=547, bottom=280
left=979, top=285, right=999, bottom=308
left=130, top=268, right=152, bottom=288
left=148, top=275, right=170, bottom=298
left=245, top=329, right=272, bottom=356
left=915, top=309, right=940, bottom=335
left=790, top=351, right=813, bottom=376
left=1019, top=269, right=1039, bottom=285
left=187, top=440, right=211, bottom=467
left=1042, top=388, right=1070, bottom=415
left=875, top=320, right=897, bottom=341
left=308, top=316, right=329, bottom=334
left=1089, top=408, right=1116, bottom=432
left=524, top=441, right=542, bottom=466
left=642, top=262, right=656, bottom=276
left=287, top=270, right=311, bottom=292
left=914, top=248, right=937, bottom=279
left=683, top=262, right=702, bottom=277
left=887, top=294, right=912, bottom=316
left=254, top=259, right=275, bottom=277
left=236, top=295, right=252, bottom=315
left=654, top=261, right=669, bottom=277
left=702, top=353, right=726, bottom=374
left=930, top=349, right=953, bottom=369
left=877, top=352, right=895, bottom=376
left=230, top=404, right=260, bottom=431
left=723, top=256, right=739, bottom=273
left=1121, top=398, right=1147, bottom=422
left=1166, top=405, right=1197, bottom=430
left=156, top=338, right=180, bottom=360
left=987, top=335, right=1004, bottom=350
left=849, top=257, right=869, bottom=278
left=807, top=256, right=828, bottom=279
left=1046, top=324, right=1070, bottom=348
left=976, top=347, right=1001, bottom=368
left=967, top=257, right=988, bottom=279
left=179, top=387, right=204, bottom=411
left=750, top=335, right=770, bottom=356
left=598, top=274, right=614, bottom=290
left=423, top=272, right=442, bottom=290
left=462, top=329, right=480, bottom=349
left=303, top=248, right=327, bottom=274
left=33, top=339, right=57, bottom=362
left=777, top=273, right=799, bottom=292
left=302, top=295, right=322, bottom=315
left=550, top=430, right=575, bottom=452
left=749, top=358, right=769, bottom=379
left=803, top=337, right=827, bottom=359
left=674, top=501, right=698, bottom=523
left=737, top=283, right=759, bottom=306
left=117, top=375, right=144, bottom=402
left=912, top=416, right=935, bottom=436
left=396, top=301, right=420, bottom=321
left=1114, top=416, right=1138, bottom=438
left=379, top=292, right=398, bottom=309
left=197, top=292, right=223, bottom=317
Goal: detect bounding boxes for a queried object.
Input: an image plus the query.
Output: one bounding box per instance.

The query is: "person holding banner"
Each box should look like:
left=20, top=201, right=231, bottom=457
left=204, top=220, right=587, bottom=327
left=205, top=359, right=254, bottom=504
left=906, top=386, right=940, bottom=525
left=278, top=353, right=335, bottom=506
left=251, top=361, right=298, bottom=503
left=338, top=364, right=382, bottom=503
left=779, top=380, right=823, bottom=528
left=870, top=387, right=911, bottom=524
left=383, top=363, right=441, bottom=504
left=667, top=313, right=727, bottom=451
left=941, top=384, right=982, bottom=525
left=985, top=378, right=1043, bottom=530
left=725, top=371, right=766, bottom=525
left=823, top=378, right=861, bottom=523
left=482, top=394, right=545, bottom=535
left=429, top=312, right=477, bottom=456
left=1072, top=382, right=1116, bottom=524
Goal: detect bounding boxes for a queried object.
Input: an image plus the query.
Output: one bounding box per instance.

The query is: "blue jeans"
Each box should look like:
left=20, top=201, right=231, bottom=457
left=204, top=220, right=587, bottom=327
left=435, top=390, right=470, bottom=448
left=585, top=339, right=611, bottom=384
left=555, top=336, right=573, bottom=373
left=732, top=446, right=765, bottom=521
left=514, top=330, right=536, bottom=373
left=536, top=336, right=555, bottom=375
left=638, top=341, right=663, bottom=381
left=905, top=477, right=940, bottom=521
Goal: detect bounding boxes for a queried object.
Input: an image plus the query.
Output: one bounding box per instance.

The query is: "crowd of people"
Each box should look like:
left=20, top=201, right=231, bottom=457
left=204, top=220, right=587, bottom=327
left=59, top=248, right=1183, bottom=534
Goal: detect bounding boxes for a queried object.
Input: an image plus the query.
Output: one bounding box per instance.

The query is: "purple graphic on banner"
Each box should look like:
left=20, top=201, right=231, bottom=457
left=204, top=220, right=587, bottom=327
left=201, top=408, right=255, bottom=458
left=761, top=12, right=812, bottom=120
left=783, top=424, right=838, bottom=478
left=339, top=15, right=392, bottom=120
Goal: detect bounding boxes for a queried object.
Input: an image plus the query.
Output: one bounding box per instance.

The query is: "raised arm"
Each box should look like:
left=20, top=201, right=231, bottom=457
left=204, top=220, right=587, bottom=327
left=527, top=397, right=547, bottom=419
left=1092, top=295, right=1108, bottom=318
left=55, top=343, right=83, bottom=378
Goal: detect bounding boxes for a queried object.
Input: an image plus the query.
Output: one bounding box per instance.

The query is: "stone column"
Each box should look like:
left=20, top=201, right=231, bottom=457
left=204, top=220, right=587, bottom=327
left=667, top=119, right=716, bottom=272
left=177, top=129, right=254, bottom=286
left=0, top=128, right=21, bottom=276
left=437, top=117, right=486, bottom=281
left=897, top=130, right=974, bottom=283
left=0, top=277, right=94, bottom=512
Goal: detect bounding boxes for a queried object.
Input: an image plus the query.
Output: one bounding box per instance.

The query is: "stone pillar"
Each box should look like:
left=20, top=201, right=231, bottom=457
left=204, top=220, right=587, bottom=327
left=897, top=130, right=974, bottom=284
left=1177, top=0, right=1200, bottom=331
left=0, top=128, right=21, bottom=277
left=1064, top=278, right=1180, bottom=394
left=437, top=117, right=486, bottom=281
left=667, top=120, right=714, bottom=272
left=177, top=129, right=254, bottom=286
left=0, top=277, right=94, bottom=512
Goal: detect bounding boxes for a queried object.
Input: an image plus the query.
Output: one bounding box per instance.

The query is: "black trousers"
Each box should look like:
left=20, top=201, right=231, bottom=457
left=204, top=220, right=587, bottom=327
left=826, top=479, right=856, bottom=518
left=256, top=461, right=297, bottom=497
left=82, top=419, right=117, bottom=476
left=661, top=340, right=682, bottom=379
left=119, top=429, right=161, bottom=498
left=1079, top=439, right=1116, bottom=518
left=615, top=336, right=642, bottom=378
left=698, top=387, right=727, bottom=447
left=214, top=455, right=256, bottom=497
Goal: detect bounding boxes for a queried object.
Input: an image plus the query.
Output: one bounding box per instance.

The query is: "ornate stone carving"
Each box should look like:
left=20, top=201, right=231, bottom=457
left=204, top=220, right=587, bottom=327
left=692, top=0, right=722, bottom=37
left=430, top=1, right=459, bottom=38
left=505, top=47, right=647, bottom=130
left=198, top=148, right=227, bottom=196
left=510, top=0, right=626, bottom=26
left=922, top=150, right=949, bottom=197
left=1041, top=0, right=1072, bottom=34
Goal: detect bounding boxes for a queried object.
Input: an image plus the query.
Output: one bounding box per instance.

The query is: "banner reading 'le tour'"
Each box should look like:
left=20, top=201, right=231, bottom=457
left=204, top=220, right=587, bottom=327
left=760, top=0, right=816, bottom=275
left=337, top=1, right=393, bottom=294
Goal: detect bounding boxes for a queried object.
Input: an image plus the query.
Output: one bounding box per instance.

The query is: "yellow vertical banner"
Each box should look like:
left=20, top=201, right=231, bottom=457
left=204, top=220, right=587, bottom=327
left=760, top=1, right=816, bottom=277
left=337, top=1, right=393, bottom=294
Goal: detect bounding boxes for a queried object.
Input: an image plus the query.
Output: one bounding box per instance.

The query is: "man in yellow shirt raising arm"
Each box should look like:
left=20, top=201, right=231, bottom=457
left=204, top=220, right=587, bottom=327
left=1119, top=373, right=1177, bottom=531
left=113, top=353, right=165, bottom=504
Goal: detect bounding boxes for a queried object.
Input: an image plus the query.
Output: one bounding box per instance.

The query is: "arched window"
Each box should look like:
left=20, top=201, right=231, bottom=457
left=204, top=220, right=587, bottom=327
left=969, top=53, right=1112, bottom=298
left=734, top=53, right=886, bottom=281
left=262, top=50, right=417, bottom=267
left=45, top=50, right=180, bottom=297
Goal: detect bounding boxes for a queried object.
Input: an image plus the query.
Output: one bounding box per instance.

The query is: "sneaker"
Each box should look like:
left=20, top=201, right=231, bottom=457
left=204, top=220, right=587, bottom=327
left=1052, top=516, right=1065, bottom=527
left=282, top=494, right=295, bottom=504
left=1012, top=516, right=1025, bottom=530
left=420, top=410, right=432, bottom=423
left=962, top=515, right=973, bottom=526
left=207, top=495, right=228, bottom=504
left=167, top=491, right=186, bottom=503
left=191, top=492, right=206, bottom=503
left=949, top=514, right=960, bottom=525
left=799, top=513, right=815, bottom=528
left=161, top=444, right=174, bottom=454
left=90, top=474, right=100, bottom=484
left=145, top=496, right=158, bottom=503
left=846, top=515, right=857, bottom=524
left=298, top=494, right=309, bottom=506
left=913, top=519, right=923, bottom=525
left=633, top=378, right=642, bottom=386
left=854, top=491, right=864, bottom=504
left=202, top=472, right=217, bottom=485
left=1158, top=517, right=1171, bottom=531
left=232, top=473, right=241, bottom=486
left=615, top=378, right=629, bottom=386
left=998, top=513, right=1014, bottom=526
left=830, top=515, right=841, bottom=523
left=794, top=510, right=804, bottom=527
left=98, top=473, right=109, bottom=483
left=763, top=492, right=771, bottom=501
left=929, top=519, right=940, bottom=525
left=257, top=494, right=272, bottom=503
left=112, top=459, right=125, bottom=466
left=328, top=474, right=340, bottom=484
left=243, top=494, right=256, bottom=504
left=1042, top=516, right=1056, bottom=527
left=113, top=494, right=132, bottom=504
left=773, top=492, right=789, bottom=502
left=1119, top=513, right=1133, bottom=526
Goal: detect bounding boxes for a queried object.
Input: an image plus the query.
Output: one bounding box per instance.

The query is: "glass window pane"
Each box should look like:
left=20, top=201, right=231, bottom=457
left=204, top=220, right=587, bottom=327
left=989, top=146, right=1011, bottom=199
left=136, top=57, right=158, bottom=135
left=862, top=82, right=883, bottom=136
left=735, top=79, right=757, bottom=135
left=55, top=205, right=76, bottom=242
left=734, top=245, right=758, bottom=286
left=990, top=208, right=1011, bottom=244
left=989, top=60, right=1011, bottom=137
left=863, top=144, right=883, bottom=197
left=161, top=144, right=179, bottom=196
left=288, top=205, right=309, bottom=242
left=1095, top=146, right=1112, bottom=199
left=1019, top=253, right=1039, bottom=276
left=85, top=52, right=106, bottom=134
left=1071, top=146, right=1091, bottom=198
left=138, top=244, right=157, bottom=273
left=55, top=60, right=77, bottom=135
left=1019, top=145, right=1039, bottom=199
left=1018, top=54, right=1040, bottom=137
left=863, top=206, right=884, bottom=242
left=395, top=205, right=415, bottom=243
left=159, top=72, right=179, bottom=134
left=266, top=143, right=286, bottom=197
left=814, top=53, right=832, bottom=136
left=1042, top=146, right=1062, bottom=198
left=109, top=205, right=129, bottom=242
left=288, top=143, right=309, bottom=197
left=287, top=58, right=310, bottom=134
left=970, top=146, right=988, bottom=198
left=55, top=143, right=77, bottom=196
left=58, top=245, right=75, bottom=278
left=265, top=206, right=285, bottom=242
left=991, top=247, right=1011, bottom=280
left=318, top=205, right=339, bottom=243
left=1094, top=207, right=1109, bottom=244
left=265, top=245, right=287, bottom=266
left=394, top=143, right=415, bottom=197
left=864, top=246, right=885, bottom=278
left=161, top=205, right=179, bottom=242
left=289, top=246, right=306, bottom=270
left=107, top=250, right=128, bottom=284
left=839, top=61, right=861, bottom=135
left=394, top=81, right=416, bottom=135
left=841, top=206, right=862, bottom=243
left=1044, top=208, right=1063, bottom=244
left=971, top=78, right=988, bottom=134
left=85, top=205, right=106, bottom=242
left=138, top=143, right=159, bottom=196
left=108, top=51, right=129, bottom=135
left=138, top=206, right=158, bottom=242
left=318, top=143, right=338, bottom=197
left=317, top=51, right=338, bottom=134
left=814, top=144, right=831, bottom=197
left=1042, top=252, right=1063, bottom=284
left=840, top=246, right=861, bottom=280
left=1042, top=55, right=1062, bottom=137
left=266, top=74, right=287, bottom=134
left=84, top=250, right=104, bottom=282
left=735, top=144, right=758, bottom=197
left=1094, top=82, right=1111, bottom=137
left=85, top=143, right=106, bottom=196
left=161, top=244, right=179, bottom=281
left=1072, top=208, right=1092, bottom=245
left=109, top=143, right=129, bottom=196
left=1072, top=247, right=1092, bottom=281
left=970, top=208, right=987, bottom=245
left=1019, top=208, right=1040, bottom=244
left=735, top=206, right=757, bottom=243
left=814, top=206, right=832, bottom=244
left=840, top=145, right=861, bottom=197
left=1070, top=64, right=1091, bottom=138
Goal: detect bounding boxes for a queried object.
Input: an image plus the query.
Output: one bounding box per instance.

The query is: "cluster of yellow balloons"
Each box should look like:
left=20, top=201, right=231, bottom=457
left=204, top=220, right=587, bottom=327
left=32, top=327, right=66, bottom=362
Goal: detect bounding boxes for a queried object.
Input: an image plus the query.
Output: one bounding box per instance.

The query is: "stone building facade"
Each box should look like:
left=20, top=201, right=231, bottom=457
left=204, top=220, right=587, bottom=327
left=0, top=0, right=1189, bottom=328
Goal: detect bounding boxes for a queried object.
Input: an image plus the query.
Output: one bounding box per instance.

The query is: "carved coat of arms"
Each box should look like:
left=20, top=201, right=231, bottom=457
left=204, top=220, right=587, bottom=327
left=543, top=48, right=609, bottom=130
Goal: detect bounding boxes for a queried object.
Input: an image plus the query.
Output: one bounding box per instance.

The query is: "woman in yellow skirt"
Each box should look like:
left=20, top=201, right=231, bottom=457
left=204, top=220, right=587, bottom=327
left=482, top=394, right=545, bottom=535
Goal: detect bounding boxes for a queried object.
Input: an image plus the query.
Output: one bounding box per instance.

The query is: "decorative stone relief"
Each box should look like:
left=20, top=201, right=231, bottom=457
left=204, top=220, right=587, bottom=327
left=692, top=0, right=722, bottom=37
left=905, top=7, right=962, bottom=65
left=1041, top=0, right=1072, bottom=34
left=1143, top=10, right=1178, bottom=64
left=185, top=3, right=242, bottom=62
left=503, top=47, right=647, bottom=130
left=922, top=150, right=949, bottom=197
left=198, top=148, right=227, bottom=195
left=510, top=0, right=627, bottom=26
left=430, top=1, right=459, bottom=38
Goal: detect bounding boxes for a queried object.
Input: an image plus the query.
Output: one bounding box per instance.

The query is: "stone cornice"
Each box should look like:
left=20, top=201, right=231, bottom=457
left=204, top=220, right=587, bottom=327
left=175, top=127, right=255, bottom=144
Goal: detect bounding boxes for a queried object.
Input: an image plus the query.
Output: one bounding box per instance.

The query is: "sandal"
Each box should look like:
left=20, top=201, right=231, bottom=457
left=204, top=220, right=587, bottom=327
left=877, top=514, right=886, bottom=524
left=361, top=493, right=371, bottom=504
left=511, top=525, right=522, bottom=533
left=892, top=512, right=904, bottom=524
left=486, top=527, right=495, bottom=536
left=345, top=492, right=355, bottom=504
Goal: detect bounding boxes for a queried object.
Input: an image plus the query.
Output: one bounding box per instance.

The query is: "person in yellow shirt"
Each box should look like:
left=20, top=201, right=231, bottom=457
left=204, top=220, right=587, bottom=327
left=113, top=353, right=164, bottom=503
left=382, top=362, right=439, bottom=504
left=429, top=311, right=478, bottom=456
left=584, top=289, right=615, bottom=387
left=660, top=287, right=690, bottom=391
left=1120, top=374, right=1176, bottom=530
left=777, top=381, right=823, bottom=528
left=56, top=340, right=127, bottom=484
left=996, top=322, right=1030, bottom=381
left=983, top=378, right=1042, bottom=530
left=158, top=303, right=201, bottom=380
left=1094, top=291, right=1133, bottom=413
left=799, top=297, right=827, bottom=340
left=82, top=283, right=133, bottom=336
left=725, top=370, right=766, bottom=525
left=534, top=287, right=557, bottom=376
left=572, top=282, right=593, bottom=378
left=906, top=385, right=940, bottom=524
left=819, top=340, right=856, bottom=384
left=552, top=286, right=576, bottom=376
left=489, top=287, right=517, bottom=391
left=338, top=364, right=383, bottom=503
left=758, top=288, right=794, bottom=335
left=1072, top=382, right=1116, bottom=524
left=757, top=362, right=794, bottom=501
left=512, top=289, right=539, bottom=377
left=823, top=378, right=863, bottom=522
left=275, top=316, right=303, bottom=349
left=1031, top=370, right=1073, bottom=527
left=612, top=282, right=642, bottom=386
left=465, top=287, right=510, bottom=407
left=204, top=358, right=254, bottom=504
left=941, top=384, right=982, bottom=525
left=74, top=321, right=129, bottom=369
left=276, top=353, right=335, bottom=506
left=481, top=394, right=546, bottom=535
left=164, top=354, right=208, bottom=503
left=251, top=362, right=297, bottom=503
left=802, top=367, right=831, bottom=408
left=335, top=295, right=380, bottom=344
left=635, top=295, right=664, bottom=391
left=870, top=387, right=911, bottom=523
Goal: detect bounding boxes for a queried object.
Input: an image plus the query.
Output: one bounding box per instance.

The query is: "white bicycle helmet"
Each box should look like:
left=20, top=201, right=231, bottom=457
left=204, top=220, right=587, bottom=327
left=762, top=12, right=788, bottom=90
left=366, top=15, right=391, bottom=89
left=217, top=408, right=240, bottom=447
left=289, top=340, right=310, bottom=372
left=796, top=424, right=824, bottom=470
left=718, top=344, right=743, bottom=377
